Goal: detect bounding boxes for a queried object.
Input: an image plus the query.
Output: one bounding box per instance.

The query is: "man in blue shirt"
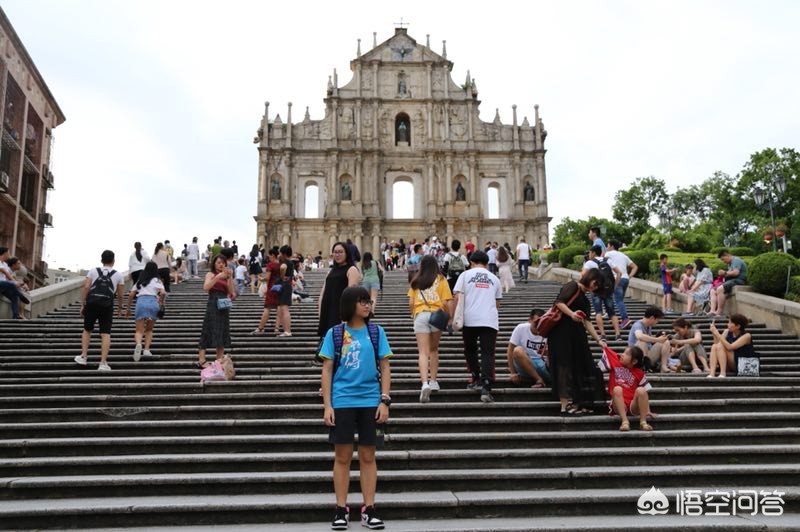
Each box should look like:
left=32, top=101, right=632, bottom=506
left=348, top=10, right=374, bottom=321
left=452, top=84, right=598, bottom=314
left=588, top=226, right=606, bottom=257
left=709, top=250, right=747, bottom=316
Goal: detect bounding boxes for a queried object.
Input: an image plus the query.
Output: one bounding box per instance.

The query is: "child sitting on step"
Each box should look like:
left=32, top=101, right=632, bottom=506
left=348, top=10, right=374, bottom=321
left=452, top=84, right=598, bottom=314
left=599, top=345, right=654, bottom=432
left=320, top=286, right=393, bottom=530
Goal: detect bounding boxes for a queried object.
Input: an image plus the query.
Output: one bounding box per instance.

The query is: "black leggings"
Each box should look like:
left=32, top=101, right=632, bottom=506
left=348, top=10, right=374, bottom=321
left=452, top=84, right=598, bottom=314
left=158, top=268, right=171, bottom=292
left=462, top=326, right=498, bottom=390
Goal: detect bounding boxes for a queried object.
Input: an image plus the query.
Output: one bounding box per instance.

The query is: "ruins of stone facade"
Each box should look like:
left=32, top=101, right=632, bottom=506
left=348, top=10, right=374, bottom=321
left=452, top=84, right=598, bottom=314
left=254, top=28, right=550, bottom=255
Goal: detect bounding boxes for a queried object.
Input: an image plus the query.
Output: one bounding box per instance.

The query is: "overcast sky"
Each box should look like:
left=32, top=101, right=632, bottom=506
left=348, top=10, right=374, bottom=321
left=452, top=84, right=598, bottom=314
left=4, top=0, right=799, bottom=271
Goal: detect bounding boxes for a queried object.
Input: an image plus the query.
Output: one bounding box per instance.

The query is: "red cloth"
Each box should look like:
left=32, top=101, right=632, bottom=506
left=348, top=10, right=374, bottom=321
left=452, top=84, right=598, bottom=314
left=600, top=346, right=651, bottom=407
left=263, top=261, right=280, bottom=307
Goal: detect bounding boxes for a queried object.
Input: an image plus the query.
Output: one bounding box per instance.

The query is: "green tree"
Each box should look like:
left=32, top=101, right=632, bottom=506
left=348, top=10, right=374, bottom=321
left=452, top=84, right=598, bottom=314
left=552, top=216, right=633, bottom=249
left=611, top=176, right=669, bottom=239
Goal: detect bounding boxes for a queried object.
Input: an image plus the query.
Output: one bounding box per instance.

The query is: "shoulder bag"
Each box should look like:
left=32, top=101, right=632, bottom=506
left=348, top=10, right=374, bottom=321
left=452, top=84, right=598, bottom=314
left=537, top=284, right=583, bottom=338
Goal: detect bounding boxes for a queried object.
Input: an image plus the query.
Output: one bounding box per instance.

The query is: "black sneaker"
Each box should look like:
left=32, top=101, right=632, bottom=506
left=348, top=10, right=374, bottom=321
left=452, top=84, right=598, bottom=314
left=466, top=381, right=481, bottom=391
left=331, top=505, right=349, bottom=530
left=361, top=505, right=384, bottom=530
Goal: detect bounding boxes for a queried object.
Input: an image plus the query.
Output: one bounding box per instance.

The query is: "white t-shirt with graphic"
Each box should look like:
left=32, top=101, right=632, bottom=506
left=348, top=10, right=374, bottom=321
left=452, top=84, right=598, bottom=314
left=453, top=267, right=502, bottom=330
left=509, top=322, right=546, bottom=359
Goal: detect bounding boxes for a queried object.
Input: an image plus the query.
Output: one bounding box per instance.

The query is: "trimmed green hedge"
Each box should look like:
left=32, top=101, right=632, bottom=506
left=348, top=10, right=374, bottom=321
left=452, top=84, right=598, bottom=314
left=559, top=245, right=586, bottom=268
left=547, top=249, right=561, bottom=264
left=626, top=249, right=659, bottom=276
left=747, top=252, right=800, bottom=297
left=648, top=260, right=683, bottom=282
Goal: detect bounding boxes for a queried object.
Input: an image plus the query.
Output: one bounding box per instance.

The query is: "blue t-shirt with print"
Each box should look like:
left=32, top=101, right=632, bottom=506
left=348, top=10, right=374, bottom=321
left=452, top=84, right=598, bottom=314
left=319, top=324, right=393, bottom=409
left=729, top=257, right=747, bottom=282
left=592, top=238, right=606, bottom=255
left=628, top=320, right=651, bottom=347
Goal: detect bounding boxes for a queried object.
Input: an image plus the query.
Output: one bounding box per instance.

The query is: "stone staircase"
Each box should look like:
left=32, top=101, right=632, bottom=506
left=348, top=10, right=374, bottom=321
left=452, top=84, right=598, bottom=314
left=0, top=270, right=799, bottom=530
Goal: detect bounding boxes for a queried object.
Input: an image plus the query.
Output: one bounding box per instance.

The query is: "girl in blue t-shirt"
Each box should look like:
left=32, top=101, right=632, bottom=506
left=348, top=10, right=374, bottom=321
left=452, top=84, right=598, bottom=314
left=320, top=286, right=392, bottom=530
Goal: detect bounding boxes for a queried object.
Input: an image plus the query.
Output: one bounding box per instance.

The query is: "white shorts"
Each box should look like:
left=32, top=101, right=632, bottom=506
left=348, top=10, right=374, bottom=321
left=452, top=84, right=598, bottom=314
left=413, top=311, right=438, bottom=334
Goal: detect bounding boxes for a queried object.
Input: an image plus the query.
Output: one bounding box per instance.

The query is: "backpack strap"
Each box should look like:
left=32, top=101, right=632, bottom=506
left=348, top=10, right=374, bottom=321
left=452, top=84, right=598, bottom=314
left=368, top=322, right=381, bottom=381
left=331, top=323, right=345, bottom=375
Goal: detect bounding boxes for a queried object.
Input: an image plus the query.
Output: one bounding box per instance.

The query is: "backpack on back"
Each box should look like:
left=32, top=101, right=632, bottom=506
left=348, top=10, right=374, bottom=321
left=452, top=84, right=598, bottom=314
left=446, top=252, right=466, bottom=278
left=86, top=268, right=117, bottom=308
left=592, top=258, right=615, bottom=298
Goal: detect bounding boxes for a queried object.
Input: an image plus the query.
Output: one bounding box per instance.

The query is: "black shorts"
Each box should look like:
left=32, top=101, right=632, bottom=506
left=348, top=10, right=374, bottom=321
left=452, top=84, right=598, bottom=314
left=329, top=407, right=380, bottom=446
left=723, top=279, right=744, bottom=295
left=83, top=303, right=113, bottom=334
left=278, top=284, right=293, bottom=306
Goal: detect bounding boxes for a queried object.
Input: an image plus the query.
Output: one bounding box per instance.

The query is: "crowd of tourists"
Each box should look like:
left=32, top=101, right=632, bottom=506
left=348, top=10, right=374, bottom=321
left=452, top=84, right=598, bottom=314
left=59, top=227, right=759, bottom=531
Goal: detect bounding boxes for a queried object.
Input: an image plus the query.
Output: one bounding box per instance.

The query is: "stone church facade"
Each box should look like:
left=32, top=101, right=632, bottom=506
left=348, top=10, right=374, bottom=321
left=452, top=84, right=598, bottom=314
left=254, top=28, right=550, bottom=255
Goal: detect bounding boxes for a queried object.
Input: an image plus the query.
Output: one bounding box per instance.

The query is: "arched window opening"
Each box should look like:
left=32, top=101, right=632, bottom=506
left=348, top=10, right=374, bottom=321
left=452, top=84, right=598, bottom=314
left=487, top=183, right=500, bottom=219
left=393, top=180, right=414, bottom=219
left=395, top=113, right=410, bottom=145
left=304, top=184, right=319, bottom=218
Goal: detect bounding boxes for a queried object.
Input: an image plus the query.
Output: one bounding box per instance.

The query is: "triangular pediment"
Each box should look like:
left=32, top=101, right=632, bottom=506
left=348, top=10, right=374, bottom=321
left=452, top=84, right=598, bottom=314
left=357, top=29, right=449, bottom=65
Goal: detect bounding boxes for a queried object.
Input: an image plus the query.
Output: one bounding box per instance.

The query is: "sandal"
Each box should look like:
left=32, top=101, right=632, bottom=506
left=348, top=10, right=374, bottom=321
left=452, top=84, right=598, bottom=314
left=532, top=381, right=545, bottom=389
left=561, top=402, right=584, bottom=417
left=640, top=420, right=653, bottom=431
left=250, top=328, right=264, bottom=336
left=619, top=421, right=630, bottom=432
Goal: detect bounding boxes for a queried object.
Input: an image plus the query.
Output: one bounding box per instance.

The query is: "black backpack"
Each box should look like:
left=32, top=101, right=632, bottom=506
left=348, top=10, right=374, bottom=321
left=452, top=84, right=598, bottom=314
left=86, top=268, right=117, bottom=308
left=446, top=252, right=466, bottom=279
left=592, top=258, right=616, bottom=298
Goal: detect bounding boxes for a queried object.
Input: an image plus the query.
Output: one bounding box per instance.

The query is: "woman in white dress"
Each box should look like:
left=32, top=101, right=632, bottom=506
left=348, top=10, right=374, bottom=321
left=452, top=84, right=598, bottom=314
left=496, top=246, right=516, bottom=293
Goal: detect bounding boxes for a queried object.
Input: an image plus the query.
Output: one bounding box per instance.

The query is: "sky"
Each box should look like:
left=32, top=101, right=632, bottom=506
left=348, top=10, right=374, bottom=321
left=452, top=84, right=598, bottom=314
left=3, top=0, right=799, bottom=271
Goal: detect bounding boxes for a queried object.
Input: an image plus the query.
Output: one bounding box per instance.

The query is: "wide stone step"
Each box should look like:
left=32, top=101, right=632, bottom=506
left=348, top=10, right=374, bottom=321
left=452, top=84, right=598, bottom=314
left=3, top=445, right=799, bottom=477
left=2, top=487, right=798, bottom=528
left=4, top=428, right=799, bottom=458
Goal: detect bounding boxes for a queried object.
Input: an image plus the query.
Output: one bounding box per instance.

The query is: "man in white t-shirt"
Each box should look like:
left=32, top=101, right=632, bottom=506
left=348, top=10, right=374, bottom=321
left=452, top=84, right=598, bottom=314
left=454, top=250, right=502, bottom=403
left=74, top=250, right=125, bottom=371
left=605, top=239, right=638, bottom=329
left=486, top=243, right=498, bottom=275
left=507, top=308, right=550, bottom=386
left=515, top=237, right=533, bottom=283
left=186, top=237, right=200, bottom=279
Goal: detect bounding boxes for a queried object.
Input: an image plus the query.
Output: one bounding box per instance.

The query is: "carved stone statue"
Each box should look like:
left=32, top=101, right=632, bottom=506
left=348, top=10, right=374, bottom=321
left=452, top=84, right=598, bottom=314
left=456, top=182, right=466, bottom=201
left=524, top=181, right=535, bottom=202
left=341, top=181, right=352, bottom=201
left=271, top=178, right=282, bottom=200
left=398, top=78, right=407, bottom=96
left=397, top=121, right=409, bottom=143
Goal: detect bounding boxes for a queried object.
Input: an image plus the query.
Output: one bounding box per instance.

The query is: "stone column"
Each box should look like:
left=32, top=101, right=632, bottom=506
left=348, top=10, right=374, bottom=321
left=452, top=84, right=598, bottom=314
left=328, top=152, right=339, bottom=217
left=511, top=154, right=521, bottom=217
left=467, top=101, right=474, bottom=149
left=354, top=154, right=362, bottom=204
left=286, top=103, right=292, bottom=149
left=469, top=155, right=478, bottom=214
left=445, top=155, right=453, bottom=203
left=372, top=62, right=379, bottom=99
left=426, top=63, right=432, bottom=98
left=257, top=152, right=267, bottom=202
left=426, top=102, right=433, bottom=143
left=427, top=159, right=436, bottom=218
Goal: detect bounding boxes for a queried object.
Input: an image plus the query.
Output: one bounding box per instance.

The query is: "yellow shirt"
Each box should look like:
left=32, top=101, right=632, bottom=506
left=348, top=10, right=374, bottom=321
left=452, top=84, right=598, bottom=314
left=407, top=275, right=453, bottom=317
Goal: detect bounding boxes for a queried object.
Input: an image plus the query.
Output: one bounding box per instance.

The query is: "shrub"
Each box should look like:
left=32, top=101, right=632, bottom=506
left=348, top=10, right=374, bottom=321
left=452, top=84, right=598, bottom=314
left=747, top=252, right=800, bottom=297
left=547, top=249, right=561, bottom=264
left=569, top=255, right=584, bottom=271
left=711, top=246, right=727, bottom=256
left=626, top=249, right=659, bottom=276
left=730, top=246, right=756, bottom=257
left=664, top=246, right=683, bottom=253
left=559, top=244, right=586, bottom=268
left=789, top=275, right=800, bottom=299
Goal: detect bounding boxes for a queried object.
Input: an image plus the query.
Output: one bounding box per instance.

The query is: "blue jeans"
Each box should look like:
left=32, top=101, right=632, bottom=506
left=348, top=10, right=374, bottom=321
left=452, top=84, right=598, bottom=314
left=513, top=354, right=551, bottom=384
left=518, top=260, right=530, bottom=281
left=187, top=259, right=198, bottom=277
left=0, top=280, right=21, bottom=318
left=592, top=293, right=616, bottom=317
left=614, top=277, right=629, bottom=321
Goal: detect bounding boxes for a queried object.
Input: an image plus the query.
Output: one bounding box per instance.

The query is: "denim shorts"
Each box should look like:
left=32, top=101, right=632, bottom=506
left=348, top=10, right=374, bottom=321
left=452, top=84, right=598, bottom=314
left=413, top=311, right=438, bottom=333
left=513, top=354, right=551, bottom=383
left=592, top=294, right=616, bottom=317
left=362, top=282, right=381, bottom=291
left=134, top=295, right=160, bottom=321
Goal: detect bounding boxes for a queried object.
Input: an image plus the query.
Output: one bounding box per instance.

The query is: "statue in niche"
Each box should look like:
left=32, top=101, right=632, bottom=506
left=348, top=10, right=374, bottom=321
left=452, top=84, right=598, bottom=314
left=524, top=181, right=535, bottom=202
left=341, top=181, right=352, bottom=201
left=398, top=78, right=407, bottom=96
left=456, top=182, right=466, bottom=201
left=397, top=121, right=409, bottom=143
left=271, top=178, right=282, bottom=200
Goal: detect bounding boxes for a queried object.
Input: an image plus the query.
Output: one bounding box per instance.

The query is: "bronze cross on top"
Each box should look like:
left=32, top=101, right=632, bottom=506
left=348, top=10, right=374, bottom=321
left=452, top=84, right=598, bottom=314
left=394, top=17, right=409, bottom=29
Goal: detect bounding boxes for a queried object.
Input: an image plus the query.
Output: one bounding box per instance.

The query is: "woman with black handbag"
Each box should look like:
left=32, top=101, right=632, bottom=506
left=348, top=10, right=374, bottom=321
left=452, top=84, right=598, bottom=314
left=548, top=268, right=607, bottom=416
left=408, top=255, right=454, bottom=403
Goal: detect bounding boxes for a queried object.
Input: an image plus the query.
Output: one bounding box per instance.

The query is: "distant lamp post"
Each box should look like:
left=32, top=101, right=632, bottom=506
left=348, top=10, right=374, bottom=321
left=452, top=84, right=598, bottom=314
left=659, top=205, right=678, bottom=246
left=754, top=174, right=789, bottom=252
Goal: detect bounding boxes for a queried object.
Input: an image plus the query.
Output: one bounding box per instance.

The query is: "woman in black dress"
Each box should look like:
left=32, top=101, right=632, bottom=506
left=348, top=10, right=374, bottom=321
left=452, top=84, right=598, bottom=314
left=548, top=268, right=607, bottom=415
left=197, top=254, right=236, bottom=368
left=317, top=242, right=362, bottom=338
